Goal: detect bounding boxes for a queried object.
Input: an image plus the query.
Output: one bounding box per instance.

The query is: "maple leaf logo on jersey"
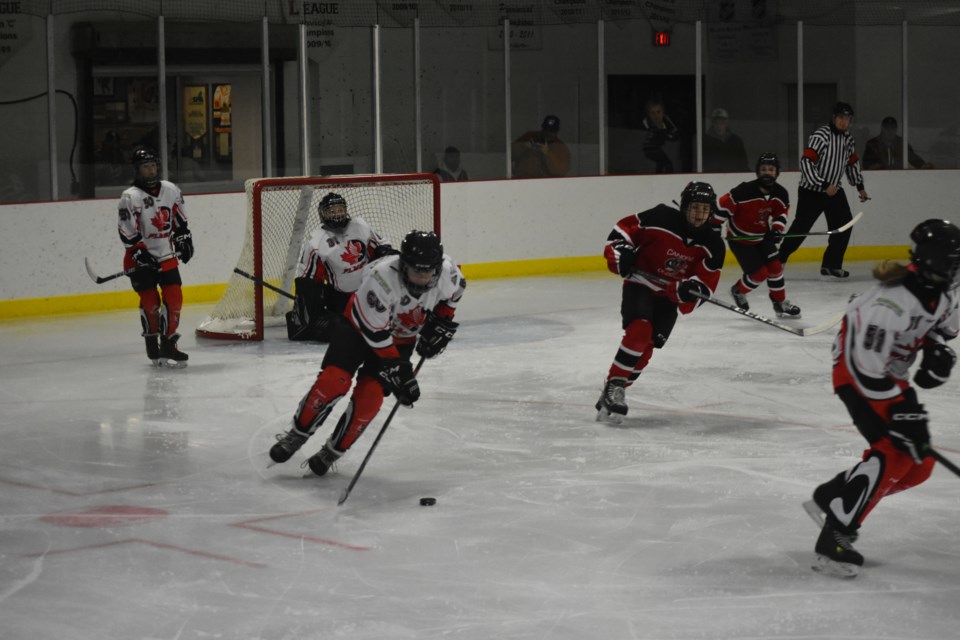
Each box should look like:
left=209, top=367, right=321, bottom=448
left=150, top=207, right=170, bottom=232
left=395, top=306, right=427, bottom=331
left=340, top=240, right=365, bottom=265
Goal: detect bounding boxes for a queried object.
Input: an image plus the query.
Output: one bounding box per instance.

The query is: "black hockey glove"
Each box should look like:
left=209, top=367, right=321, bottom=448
left=132, top=246, right=159, bottom=270
left=372, top=243, right=400, bottom=260
left=614, top=242, right=637, bottom=277
left=887, top=389, right=931, bottom=463
left=914, top=343, right=956, bottom=389
left=378, top=359, right=420, bottom=406
left=416, top=315, right=459, bottom=359
left=677, top=279, right=710, bottom=303
left=173, top=228, right=194, bottom=264
left=760, top=229, right=782, bottom=261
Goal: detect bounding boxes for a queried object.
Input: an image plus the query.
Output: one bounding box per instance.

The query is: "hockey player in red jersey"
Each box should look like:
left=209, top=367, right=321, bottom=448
left=715, top=153, right=801, bottom=318
left=269, top=230, right=466, bottom=475
left=285, top=192, right=397, bottom=341
left=118, top=146, right=194, bottom=366
left=596, top=182, right=726, bottom=421
left=805, top=219, right=960, bottom=577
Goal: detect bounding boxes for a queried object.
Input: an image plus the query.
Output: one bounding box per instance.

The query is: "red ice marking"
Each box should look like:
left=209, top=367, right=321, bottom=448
left=230, top=510, right=371, bottom=551
left=41, top=505, right=169, bottom=528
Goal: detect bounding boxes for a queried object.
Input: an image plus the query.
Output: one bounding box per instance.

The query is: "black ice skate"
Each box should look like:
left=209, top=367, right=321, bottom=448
left=144, top=334, right=160, bottom=365
left=730, top=283, right=749, bottom=310
left=773, top=299, right=801, bottom=319
left=302, top=443, right=342, bottom=477
left=820, top=268, right=850, bottom=281
left=595, top=379, right=628, bottom=423
left=813, top=522, right=864, bottom=578
left=158, top=333, right=188, bottom=368
left=269, top=427, right=311, bottom=464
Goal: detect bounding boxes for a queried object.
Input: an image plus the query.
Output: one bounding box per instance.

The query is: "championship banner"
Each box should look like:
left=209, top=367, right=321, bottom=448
left=183, top=85, right=207, bottom=159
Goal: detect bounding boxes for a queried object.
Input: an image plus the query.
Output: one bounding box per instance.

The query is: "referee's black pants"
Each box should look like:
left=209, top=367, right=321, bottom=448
left=778, top=187, right=853, bottom=270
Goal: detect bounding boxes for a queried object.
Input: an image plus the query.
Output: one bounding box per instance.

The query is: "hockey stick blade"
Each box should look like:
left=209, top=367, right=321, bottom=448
left=800, top=311, right=845, bottom=337
left=84, top=257, right=134, bottom=284
left=728, top=211, right=865, bottom=241
left=233, top=268, right=295, bottom=300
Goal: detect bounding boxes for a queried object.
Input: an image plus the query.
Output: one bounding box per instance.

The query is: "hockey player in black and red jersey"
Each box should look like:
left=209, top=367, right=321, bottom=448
left=715, top=153, right=801, bottom=318
left=285, top=192, right=397, bottom=342
left=269, top=230, right=466, bottom=475
left=596, top=182, right=726, bottom=421
left=118, top=146, right=194, bottom=366
left=804, top=219, right=960, bottom=577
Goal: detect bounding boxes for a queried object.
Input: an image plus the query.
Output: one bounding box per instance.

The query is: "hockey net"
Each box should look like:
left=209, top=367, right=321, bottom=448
left=197, top=173, right=440, bottom=340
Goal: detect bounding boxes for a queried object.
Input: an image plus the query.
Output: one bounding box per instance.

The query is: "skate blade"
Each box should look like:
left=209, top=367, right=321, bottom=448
left=776, top=312, right=802, bottom=320
left=802, top=499, right=825, bottom=528
left=812, top=555, right=859, bottom=578
left=158, top=359, right=187, bottom=369
left=595, top=408, right=623, bottom=425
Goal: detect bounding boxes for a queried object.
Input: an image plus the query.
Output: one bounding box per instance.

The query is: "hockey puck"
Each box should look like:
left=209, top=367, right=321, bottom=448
left=419, top=497, right=436, bottom=506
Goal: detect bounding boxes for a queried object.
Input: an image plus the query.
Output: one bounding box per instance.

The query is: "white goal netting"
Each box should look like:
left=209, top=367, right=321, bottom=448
left=197, top=174, right=440, bottom=340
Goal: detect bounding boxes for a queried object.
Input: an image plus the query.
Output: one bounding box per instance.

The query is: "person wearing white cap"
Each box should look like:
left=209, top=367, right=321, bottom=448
left=703, top=107, right=749, bottom=172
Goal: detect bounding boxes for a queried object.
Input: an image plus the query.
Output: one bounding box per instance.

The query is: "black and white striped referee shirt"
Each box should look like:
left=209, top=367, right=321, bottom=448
left=799, top=124, right=865, bottom=193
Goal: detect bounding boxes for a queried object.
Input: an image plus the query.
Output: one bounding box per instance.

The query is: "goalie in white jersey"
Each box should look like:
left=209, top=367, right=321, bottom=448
left=805, top=219, right=960, bottom=577
left=118, top=146, right=194, bottom=366
left=285, top=191, right=397, bottom=341
left=269, top=230, right=466, bottom=476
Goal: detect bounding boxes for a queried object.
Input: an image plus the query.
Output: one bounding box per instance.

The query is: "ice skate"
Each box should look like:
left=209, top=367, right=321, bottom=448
left=158, top=333, right=188, bottom=368
left=730, top=283, right=749, bottom=310
left=820, top=268, right=850, bottom=281
left=301, top=443, right=342, bottom=477
left=595, top=379, right=628, bottom=423
left=269, top=427, right=310, bottom=464
left=144, top=334, right=160, bottom=366
left=773, top=299, right=801, bottom=319
left=813, top=522, right=863, bottom=578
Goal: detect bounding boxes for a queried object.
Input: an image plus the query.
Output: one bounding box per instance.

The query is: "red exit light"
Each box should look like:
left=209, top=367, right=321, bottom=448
left=654, top=31, right=671, bottom=47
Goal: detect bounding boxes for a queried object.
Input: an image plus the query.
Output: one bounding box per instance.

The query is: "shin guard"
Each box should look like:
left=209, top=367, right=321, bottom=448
left=293, top=366, right=352, bottom=436
left=608, top=319, right=653, bottom=381
left=159, top=284, right=183, bottom=337
left=328, top=376, right=385, bottom=451
left=138, top=289, right=162, bottom=336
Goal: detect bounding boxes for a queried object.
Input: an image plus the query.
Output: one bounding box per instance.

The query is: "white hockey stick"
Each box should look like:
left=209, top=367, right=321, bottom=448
left=84, top=257, right=134, bottom=284
left=634, top=270, right=842, bottom=337
left=729, top=211, right=864, bottom=241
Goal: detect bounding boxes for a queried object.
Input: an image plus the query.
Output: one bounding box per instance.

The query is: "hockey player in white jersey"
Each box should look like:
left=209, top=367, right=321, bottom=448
left=269, top=230, right=466, bottom=475
left=286, top=192, right=397, bottom=341
left=805, top=219, right=960, bottom=577
left=118, top=146, right=194, bottom=366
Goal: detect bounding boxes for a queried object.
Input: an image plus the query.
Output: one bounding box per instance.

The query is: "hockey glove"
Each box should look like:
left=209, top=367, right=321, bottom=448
left=887, top=390, right=931, bottom=463
left=914, top=343, right=956, bottom=389
left=132, top=245, right=159, bottom=270
left=676, top=279, right=710, bottom=303
left=372, top=243, right=400, bottom=260
left=378, top=359, right=420, bottom=406
left=173, top=228, right=194, bottom=264
left=614, top=242, right=637, bottom=278
left=760, top=229, right=782, bottom=261
left=416, top=315, right=459, bottom=359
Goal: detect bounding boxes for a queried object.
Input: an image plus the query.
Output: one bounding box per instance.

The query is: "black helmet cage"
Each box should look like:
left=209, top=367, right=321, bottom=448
left=318, top=192, right=350, bottom=230
left=755, top=152, right=780, bottom=178
left=910, top=219, right=960, bottom=284
left=399, top=231, right=444, bottom=295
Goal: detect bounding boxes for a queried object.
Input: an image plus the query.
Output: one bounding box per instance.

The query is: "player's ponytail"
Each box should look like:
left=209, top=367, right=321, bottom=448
left=873, top=259, right=910, bottom=285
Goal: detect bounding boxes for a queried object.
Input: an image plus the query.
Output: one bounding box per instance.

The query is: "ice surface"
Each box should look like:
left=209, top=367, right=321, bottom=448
left=2, top=263, right=959, bottom=639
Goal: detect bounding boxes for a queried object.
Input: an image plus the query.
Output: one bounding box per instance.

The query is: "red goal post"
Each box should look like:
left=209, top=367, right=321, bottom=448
left=197, top=173, right=441, bottom=341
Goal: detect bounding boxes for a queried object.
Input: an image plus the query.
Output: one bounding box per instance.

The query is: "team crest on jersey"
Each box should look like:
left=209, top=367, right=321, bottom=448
left=150, top=207, right=170, bottom=232
left=366, top=290, right=386, bottom=313
left=143, top=196, right=154, bottom=209
left=400, top=294, right=411, bottom=306
left=396, top=306, right=427, bottom=331
left=340, top=240, right=365, bottom=265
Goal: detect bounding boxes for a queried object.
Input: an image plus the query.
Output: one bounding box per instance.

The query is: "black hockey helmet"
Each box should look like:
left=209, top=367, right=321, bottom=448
left=755, top=152, right=780, bottom=187
left=399, top=230, right=444, bottom=296
left=833, top=101, right=855, bottom=118
left=910, top=219, right=960, bottom=285
left=680, top=181, right=716, bottom=213
left=318, top=192, right=350, bottom=230
left=131, top=145, right=160, bottom=188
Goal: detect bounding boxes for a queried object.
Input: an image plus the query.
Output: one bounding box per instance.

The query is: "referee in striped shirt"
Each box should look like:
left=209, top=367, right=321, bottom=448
left=778, top=102, right=870, bottom=280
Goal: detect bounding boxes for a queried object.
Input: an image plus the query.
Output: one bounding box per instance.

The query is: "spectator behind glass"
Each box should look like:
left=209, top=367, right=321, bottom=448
left=863, top=116, right=934, bottom=170
left=703, top=108, right=749, bottom=172
left=638, top=98, right=680, bottom=174
left=512, top=115, right=571, bottom=178
left=433, top=146, right=469, bottom=182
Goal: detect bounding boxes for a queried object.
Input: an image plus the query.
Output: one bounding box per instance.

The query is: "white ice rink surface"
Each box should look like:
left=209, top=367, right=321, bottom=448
left=2, top=262, right=960, bottom=640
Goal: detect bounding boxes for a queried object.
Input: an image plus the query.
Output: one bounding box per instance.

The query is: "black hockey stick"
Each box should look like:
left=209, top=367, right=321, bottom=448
left=633, top=270, right=842, bottom=337
left=728, top=211, right=864, bottom=241
left=338, top=356, right=426, bottom=506
left=84, top=257, right=135, bottom=284
left=233, top=267, right=295, bottom=300
left=930, top=448, right=960, bottom=478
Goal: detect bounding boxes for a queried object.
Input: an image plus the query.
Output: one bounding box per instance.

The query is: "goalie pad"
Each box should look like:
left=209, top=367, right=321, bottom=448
left=286, top=277, right=336, bottom=341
